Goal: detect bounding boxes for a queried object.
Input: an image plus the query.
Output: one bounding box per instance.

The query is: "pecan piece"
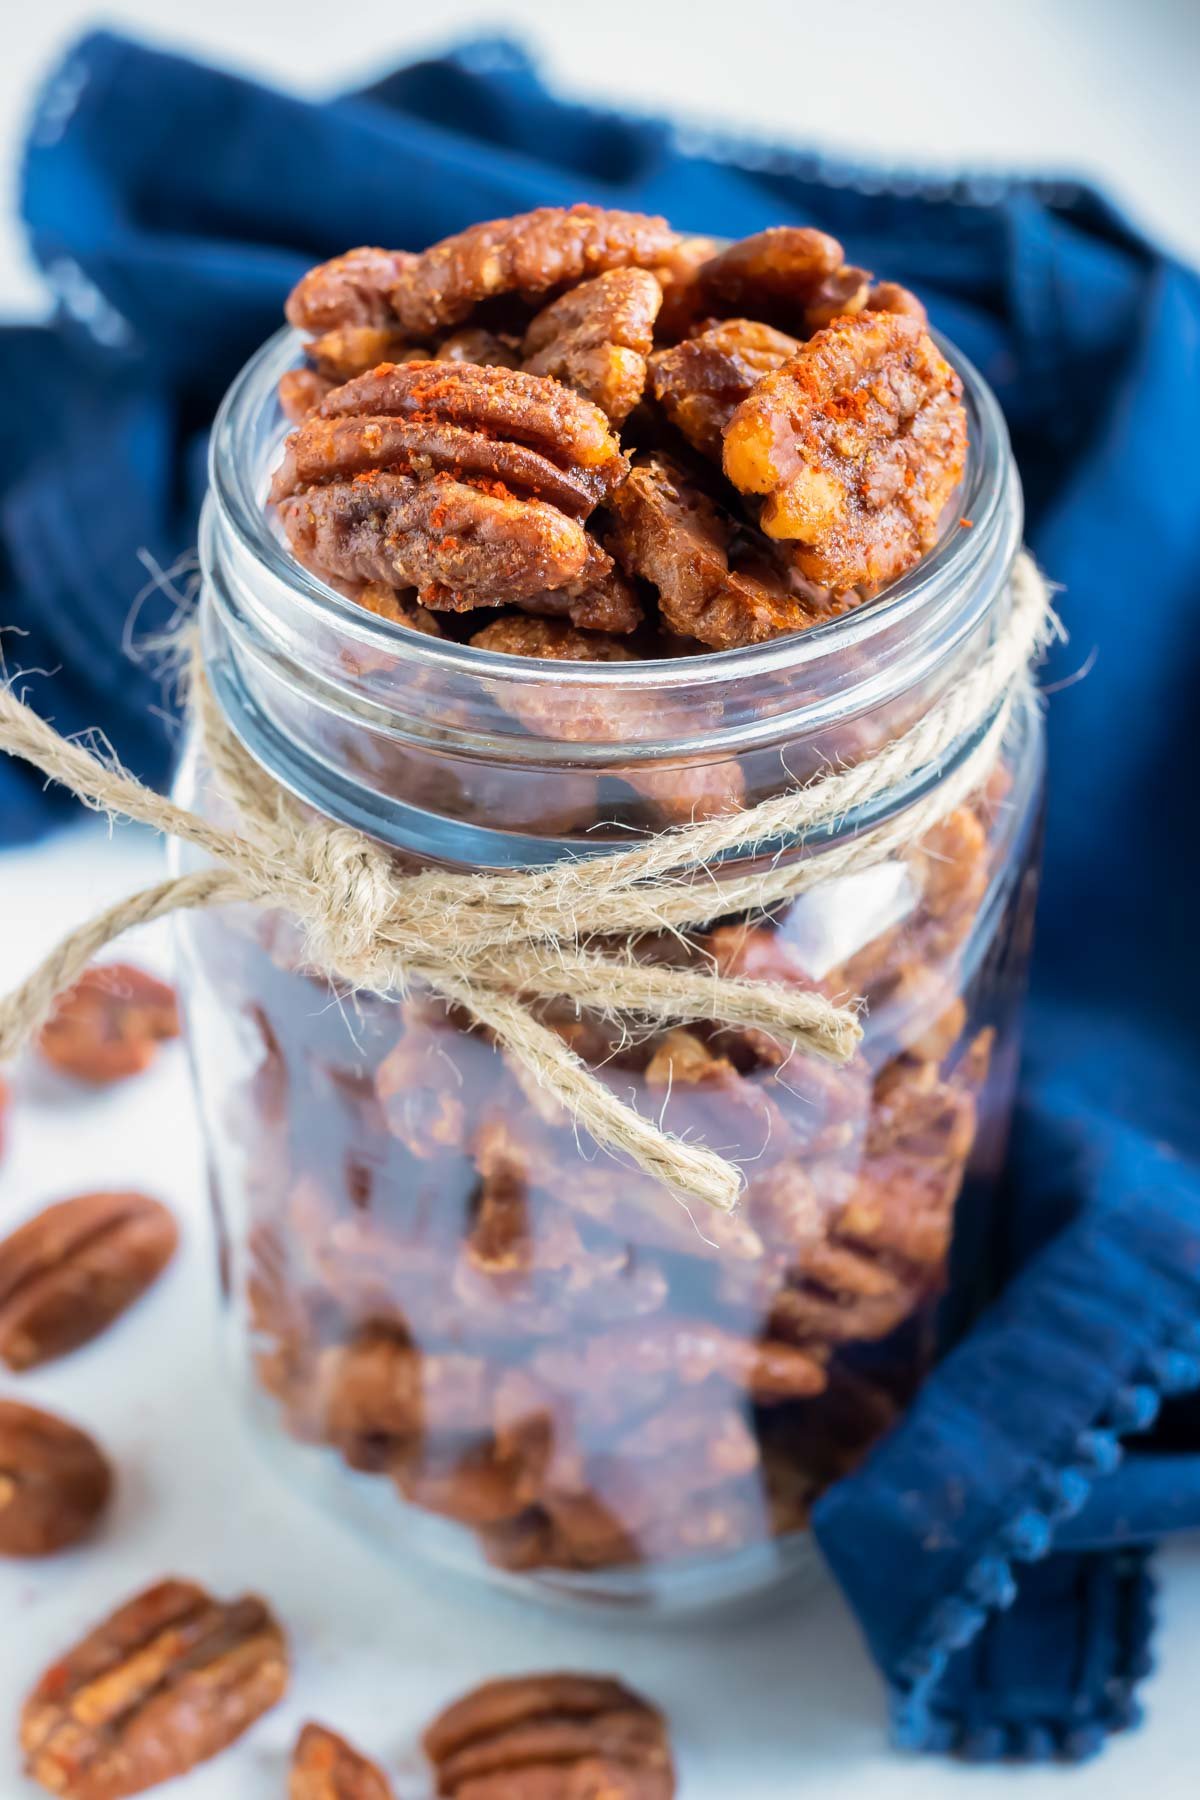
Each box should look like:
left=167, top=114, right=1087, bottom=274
left=279, top=472, right=594, bottom=606
left=286, top=247, right=417, bottom=332
left=436, top=328, right=523, bottom=368
left=469, top=615, right=635, bottom=668
left=290, top=1722, right=394, bottom=1799
left=279, top=368, right=335, bottom=424
left=38, top=963, right=180, bottom=1085
left=318, top=1328, right=494, bottom=1445
left=648, top=318, right=801, bottom=460
left=423, top=1673, right=674, bottom=1800
left=0, top=1192, right=177, bottom=1371
left=307, top=326, right=430, bottom=381
left=867, top=280, right=928, bottom=323
left=522, top=269, right=662, bottom=423
left=21, top=1577, right=288, bottom=1799
left=697, top=226, right=859, bottom=333
left=609, top=456, right=852, bottom=648
left=351, top=582, right=446, bottom=636
left=722, top=311, right=967, bottom=589
left=650, top=234, right=721, bottom=341
left=388, top=205, right=680, bottom=338
left=0, top=1401, right=111, bottom=1557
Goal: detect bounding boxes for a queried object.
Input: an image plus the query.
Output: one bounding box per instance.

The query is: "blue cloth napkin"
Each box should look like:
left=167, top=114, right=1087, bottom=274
left=5, top=28, right=1199, bottom=1759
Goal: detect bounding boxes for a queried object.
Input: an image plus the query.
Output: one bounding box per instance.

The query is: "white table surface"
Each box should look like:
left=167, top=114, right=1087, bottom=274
left=1, top=821, right=1198, bottom=1797
left=1, top=3, right=1198, bottom=1791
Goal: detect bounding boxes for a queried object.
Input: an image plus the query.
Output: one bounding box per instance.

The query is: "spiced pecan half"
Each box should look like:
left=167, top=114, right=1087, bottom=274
left=423, top=1672, right=674, bottom=1799
left=285, top=247, right=418, bottom=332
left=279, top=368, right=336, bottom=424
left=722, top=311, right=967, bottom=589
left=648, top=318, right=801, bottom=460
left=522, top=269, right=662, bottom=423
left=38, top=963, right=180, bottom=1085
left=697, top=226, right=863, bottom=333
left=307, top=327, right=431, bottom=382
left=290, top=1722, right=395, bottom=1799
left=21, top=1578, right=288, bottom=1799
left=0, top=1191, right=178, bottom=1370
left=387, top=205, right=680, bottom=338
left=609, top=456, right=853, bottom=648
left=0, top=1401, right=111, bottom=1557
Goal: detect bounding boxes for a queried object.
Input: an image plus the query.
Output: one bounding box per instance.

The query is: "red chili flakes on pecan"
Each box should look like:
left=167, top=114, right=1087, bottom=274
left=0, top=1400, right=112, bottom=1557
left=388, top=205, right=680, bottom=338
left=0, top=1191, right=178, bottom=1371
left=722, top=311, right=967, bottom=589
left=423, top=1672, right=675, bottom=1800
left=609, top=455, right=855, bottom=648
left=290, top=1721, right=395, bottom=1799
left=285, top=246, right=417, bottom=332
left=21, top=1578, right=288, bottom=1800
left=649, top=317, right=802, bottom=460
left=38, top=962, right=180, bottom=1085
left=522, top=269, right=663, bottom=423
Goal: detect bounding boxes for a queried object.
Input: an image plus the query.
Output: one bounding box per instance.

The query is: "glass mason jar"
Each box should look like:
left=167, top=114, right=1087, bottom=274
left=175, top=324, right=1038, bottom=1612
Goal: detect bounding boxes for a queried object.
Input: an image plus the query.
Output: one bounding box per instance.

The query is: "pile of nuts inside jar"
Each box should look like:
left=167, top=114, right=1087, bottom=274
left=207, top=205, right=1014, bottom=1587
left=2, top=969, right=673, bottom=1796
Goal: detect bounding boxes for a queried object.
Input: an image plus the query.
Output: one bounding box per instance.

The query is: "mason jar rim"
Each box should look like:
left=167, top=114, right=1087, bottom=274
left=207, top=322, right=1020, bottom=711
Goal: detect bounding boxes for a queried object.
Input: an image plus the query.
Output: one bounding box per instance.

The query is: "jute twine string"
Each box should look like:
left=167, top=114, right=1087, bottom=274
left=0, top=551, right=1053, bottom=1213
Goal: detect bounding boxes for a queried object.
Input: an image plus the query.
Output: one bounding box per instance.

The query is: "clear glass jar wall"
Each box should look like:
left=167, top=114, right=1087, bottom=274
left=175, top=327, right=1039, bottom=1610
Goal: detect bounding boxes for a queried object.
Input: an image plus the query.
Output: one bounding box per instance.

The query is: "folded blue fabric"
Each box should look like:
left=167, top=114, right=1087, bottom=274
left=6, top=28, right=1199, bottom=1758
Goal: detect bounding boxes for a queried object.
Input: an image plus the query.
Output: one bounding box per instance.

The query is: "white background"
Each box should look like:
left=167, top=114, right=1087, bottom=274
left=1, top=3, right=1198, bottom=1795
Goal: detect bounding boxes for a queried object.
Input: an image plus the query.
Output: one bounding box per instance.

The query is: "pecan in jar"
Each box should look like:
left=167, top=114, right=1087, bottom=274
left=21, top=1577, right=288, bottom=1799
left=306, top=326, right=430, bottom=382
left=279, top=367, right=336, bottom=424
left=530, top=1317, right=827, bottom=1403
left=290, top=1722, right=395, bottom=1799
left=436, top=328, right=523, bottom=368
left=696, top=226, right=863, bottom=332
left=423, top=1672, right=674, bottom=1799
left=648, top=318, right=801, bottom=460
left=609, top=455, right=852, bottom=648
left=0, top=1400, right=112, bottom=1557
left=0, top=1191, right=178, bottom=1371
left=522, top=269, right=663, bottom=423
left=387, top=205, right=680, bottom=339
left=272, top=361, right=627, bottom=613
left=722, top=311, right=968, bottom=589
left=37, top=962, right=180, bottom=1084
left=285, top=247, right=418, bottom=333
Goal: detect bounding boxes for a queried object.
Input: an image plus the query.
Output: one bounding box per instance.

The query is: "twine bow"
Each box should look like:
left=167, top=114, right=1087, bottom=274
left=0, top=552, right=1054, bottom=1213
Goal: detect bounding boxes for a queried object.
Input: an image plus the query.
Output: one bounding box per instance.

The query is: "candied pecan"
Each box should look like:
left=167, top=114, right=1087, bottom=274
left=307, top=326, right=430, bottom=381
left=279, top=367, right=335, bottom=423
left=388, top=205, right=680, bottom=338
left=609, top=456, right=852, bottom=648
left=531, top=1318, right=826, bottom=1402
left=291, top=1722, right=395, bottom=1800
left=280, top=473, right=593, bottom=608
left=0, top=1192, right=178, bottom=1371
left=722, top=311, right=967, bottom=590
left=318, top=1328, right=493, bottom=1445
left=423, top=1672, right=674, bottom=1800
left=436, top=328, right=522, bottom=368
left=514, top=560, right=644, bottom=633
left=0, top=1401, right=111, bottom=1557
left=351, top=582, right=446, bottom=636
left=467, top=1115, right=531, bottom=1273
left=309, top=361, right=625, bottom=494
left=469, top=615, right=636, bottom=666
left=801, top=264, right=872, bottom=332
left=911, top=805, right=989, bottom=949
left=286, top=246, right=417, bottom=332
left=650, top=234, right=721, bottom=340
left=648, top=318, right=801, bottom=460
left=522, top=269, right=662, bottom=423
left=697, top=226, right=847, bottom=328
left=375, top=1006, right=469, bottom=1156
left=867, top=281, right=928, bottom=322
left=21, top=1577, right=288, bottom=1799
left=38, top=962, right=180, bottom=1085
left=394, top=1441, right=528, bottom=1528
